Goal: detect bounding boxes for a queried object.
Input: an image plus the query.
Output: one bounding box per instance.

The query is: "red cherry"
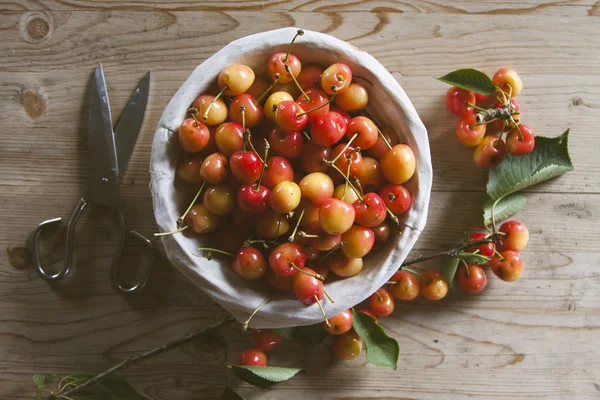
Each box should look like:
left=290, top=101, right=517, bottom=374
left=269, top=242, right=306, bottom=277
left=262, top=156, right=294, bottom=190
left=268, top=52, right=301, bottom=84
left=236, top=349, right=267, bottom=367
left=275, top=101, right=308, bottom=132
left=346, top=116, right=378, bottom=150
left=446, top=86, right=476, bottom=117
left=456, top=263, right=487, bottom=294
left=296, top=88, right=330, bottom=122
left=237, top=184, right=270, bottom=213
left=474, top=93, right=488, bottom=103
left=329, top=105, right=351, bottom=125
left=300, top=141, right=331, bottom=173
left=178, top=118, right=210, bottom=153
left=229, top=94, right=264, bottom=128
left=293, top=266, right=324, bottom=305
left=269, top=129, right=303, bottom=159
left=232, top=246, right=267, bottom=280
left=331, top=143, right=363, bottom=176
left=379, top=184, right=411, bottom=215
left=311, top=111, right=347, bottom=146
left=466, top=232, right=495, bottom=257
left=388, top=271, right=419, bottom=301
left=297, top=64, right=324, bottom=90
left=252, top=329, right=283, bottom=351
left=368, top=288, right=395, bottom=317
left=353, top=193, right=387, bottom=228
left=324, top=309, right=353, bottom=335
left=491, top=250, right=524, bottom=282
left=230, top=151, right=263, bottom=184
left=506, top=124, right=535, bottom=156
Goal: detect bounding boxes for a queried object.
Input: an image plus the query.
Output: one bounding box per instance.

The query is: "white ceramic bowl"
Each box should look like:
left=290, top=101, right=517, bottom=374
left=150, top=27, right=432, bottom=328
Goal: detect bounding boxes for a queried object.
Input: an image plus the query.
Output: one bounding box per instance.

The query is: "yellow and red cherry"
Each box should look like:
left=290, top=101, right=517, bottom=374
left=341, top=226, right=375, bottom=258
left=319, top=198, right=356, bottom=235
left=269, top=242, right=306, bottom=277
left=293, top=266, right=324, bottom=305
left=200, top=153, right=228, bottom=184
left=298, top=202, right=323, bottom=235
left=329, top=253, right=363, bottom=277
left=257, top=212, right=290, bottom=239
left=335, top=82, right=368, bottom=111
left=230, top=150, right=262, bottom=184
left=252, top=329, right=283, bottom=351
left=388, top=271, right=419, bottom=301
left=296, top=88, right=330, bottom=122
left=236, top=348, right=267, bottom=367
left=269, top=128, right=303, bottom=159
left=218, top=64, right=255, bottom=96
left=311, top=111, right=348, bottom=146
left=275, top=101, right=308, bottom=132
left=381, top=144, right=416, bottom=184
left=237, top=183, right=270, bottom=213
left=473, top=135, right=506, bottom=168
left=265, top=268, right=293, bottom=293
left=215, top=122, right=244, bottom=157
left=178, top=118, right=210, bottom=153
left=301, top=142, right=331, bottom=173
left=307, top=233, right=342, bottom=251
left=498, top=220, right=529, bottom=251
left=262, top=156, right=294, bottom=190
left=264, top=92, right=294, bottom=121
left=192, top=95, right=228, bottom=126
left=203, top=184, right=235, bottom=216
left=229, top=94, right=264, bottom=128
left=420, top=270, right=449, bottom=300
left=332, top=330, right=362, bottom=360
left=456, top=112, right=486, bottom=147
left=466, top=232, right=495, bottom=257
left=355, top=157, right=385, bottom=192
left=456, top=263, right=487, bottom=294
left=270, top=181, right=301, bottom=214
left=491, top=250, right=524, bottom=282
left=184, top=204, right=219, bottom=234
left=331, top=144, right=363, bottom=176
left=333, top=183, right=359, bottom=204
left=321, top=63, right=353, bottom=94
left=176, top=156, right=204, bottom=184
left=445, top=86, right=476, bottom=117
left=369, top=288, right=395, bottom=317
left=232, top=246, right=267, bottom=280
left=379, top=184, right=411, bottom=215
left=324, top=309, right=353, bottom=335
left=369, top=128, right=398, bottom=159
left=299, top=172, right=334, bottom=207
left=268, top=53, right=301, bottom=84
left=372, top=221, right=391, bottom=249
left=297, top=64, right=324, bottom=90
left=346, top=116, right=378, bottom=150
left=506, top=124, right=535, bottom=156
left=353, top=193, right=387, bottom=228
left=492, top=67, right=522, bottom=97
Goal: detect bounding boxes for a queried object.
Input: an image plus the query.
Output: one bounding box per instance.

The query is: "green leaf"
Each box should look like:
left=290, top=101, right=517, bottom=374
left=47, top=373, right=58, bottom=383
left=487, top=130, right=573, bottom=201
left=219, top=387, right=245, bottom=400
left=231, top=366, right=304, bottom=389
left=275, top=323, right=327, bottom=345
left=483, top=193, right=527, bottom=226
left=33, top=374, right=46, bottom=389
left=352, top=309, right=399, bottom=370
left=458, top=252, right=491, bottom=264
left=435, top=68, right=496, bottom=94
left=442, top=257, right=460, bottom=289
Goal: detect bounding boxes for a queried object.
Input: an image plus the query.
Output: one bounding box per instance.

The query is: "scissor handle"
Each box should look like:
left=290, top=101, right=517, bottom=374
left=110, top=208, right=156, bottom=294
left=32, top=198, right=88, bottom=281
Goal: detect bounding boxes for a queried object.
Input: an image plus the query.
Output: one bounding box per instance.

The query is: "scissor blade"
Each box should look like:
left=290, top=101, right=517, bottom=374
left=85, top=63, right=121, bottom=208
left=114, top=71, right=150, bottom=181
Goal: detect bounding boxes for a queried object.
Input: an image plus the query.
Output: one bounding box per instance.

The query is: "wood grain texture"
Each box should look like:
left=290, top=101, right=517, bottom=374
left=1, top=3, right=599, bottom=400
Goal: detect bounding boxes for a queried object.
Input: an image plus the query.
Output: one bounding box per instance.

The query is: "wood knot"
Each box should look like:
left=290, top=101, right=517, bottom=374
left=7, top=245, right=32, bottom=270
left=21, top=89, right=46, bottom=119
left=20, top=12, right=52, bottom=43
left=571, top=97, right=583, bottom=106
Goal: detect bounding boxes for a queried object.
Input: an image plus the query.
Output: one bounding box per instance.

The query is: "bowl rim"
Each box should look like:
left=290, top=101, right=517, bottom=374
left=150, top=27, right=432, bottom=328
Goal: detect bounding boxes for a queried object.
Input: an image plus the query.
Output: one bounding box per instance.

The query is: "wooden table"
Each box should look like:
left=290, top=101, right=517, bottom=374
left=2, top=1, right=599, bottom=399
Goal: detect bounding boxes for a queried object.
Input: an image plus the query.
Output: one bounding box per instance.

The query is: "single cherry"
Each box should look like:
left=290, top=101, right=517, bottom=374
left=218, top=64, right=255, bottom=96
left=388, top=271, right=420, bottom=301
left=191, top=95, right=227, bottom=126
left=214, top=122, right=244, bottom=157
left=177, top=156, right=204, bottom=184
left=262, top=156, right=294, bottom=190
left=498, top=220, right=529, bottom=252
left=269, top=128, right=303, bottom=159
left=456, top=112, right=486, bottom=147
left=353, top=193, right=387, bottom=228
left=236, top=348, right=267, bottom=367
left=311, top=111, right=347, bottom=146
left=335, top=82, right=368, bottom=111
left=355, top=157, right=385, bottom=192
left=296, top=88, right=330, bottom=122
left=237, top=183, right=270, bottom=213
left=300, top=142, right=331, bottom=173
left=506, top=124, right=535, bottom=156
left=473, top=135, right=506, bottom=168
left=330, top=143, right=363, bottom=176
left=329, top=253, right=363, bottom=277
left=270, top=181, right=301, bottom=214
left=230, top=150, right=263, bottom=184
left=491, top=250, right=524, bottom=282
left=369, top=128, right=398, bottom=159
left=293, top=266, right=324, bottom=305
left=178, top=118, right=210, bottom=153
left=200, top=152, right=229, bottom=184
left=184, top=204, right=219, bottom=234
left=332, top=330, right=362, bottom=360
left=269, top=242, right=306, bottom=277
left=346, top=116, right=378, bottom=150
left=252, top=329, right=283, bottom=351
left=466, top=232, right=495, bottom=257
left=319, top=198, right=356, bottom=235
left=456, top=263, right=487, bottom=294
left=380, top=144, right=416, bottom=184
left=275, top=101, right=308, bottom=132
left=369, top=288, right=395, bottom=317
left=299, top=172, right=334, bottom=207
left=445, top=86, right=476, bottom=117
left=420, top=270, right=449, bottom=300
left=229, top=94, right=264, bottom=128
left=321, top=63, right=353, bottom=94
left=233, top=246, right=267, bottom=280
left=324, top=309, right=353, bottom=335
left=257, top=212, right=290, bottom=239
left=264, top=92, right=294, bottom=121
left=492, top=67, right=522, bottom=97
left=203, top=184, right=235, bottom=216
left=379, top=184, right=411, bottom=215
left=341, top=226, right=375, bottom=258
left=297, top=64, right=324, bottom=90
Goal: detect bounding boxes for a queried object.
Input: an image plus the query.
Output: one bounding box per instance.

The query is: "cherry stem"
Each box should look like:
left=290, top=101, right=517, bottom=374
left=242, top=297, right=271, bottom=331
left=288, top=208, right=305, bottom=243
left=400, top=234, right=502, bottom=267
left=298, top=231, right=320, bottom=238
left=255, top=73, right=280, bottom=104
left=296, top=86, right=337, bottom=117
left=314, top=295, right=330, bottom=328
left=286, top=64, right=310, bottom=101
left=494, top=249, right=505, bottom=260
left=375, top=290, right=383, bottom=301
left=467, top=102, right=487, bottom=112
left=246, top=239, right=279, bottom=247
left=401, top=266, right=425, bottom=281
left=377, top=127, right=393, bottom=150
left=254, top=139, right=270, bottom=192
left=329, top=164, right=363, bottom=201
left=461, top=259, right=471, bottom=276
left=302, top=130, right=311, bottom=141
left=318, top=244, right=340, bottom=262
left=202, top=85, right=228, bottom=120
left=243, top=130, right=266, bottom=165
left=324, top=289, right=335, bottom=304
left=290, top=262, right=324, bottom=281
left=284, top=29, right=304, bottom=63
left=197, top=247, right=235, bottom=258
left=351, top=176, right=364, bottom=198
left=153, top=225, right=189, bottom=237
left=177, top=181, right=206, bottom=227
left=275, top=214, right=283, bottom=240
left=327, top=132, right=359, bottom=165
left=341, top=159, right=352, bottom=200
left=240, top=104, right=247, bottom=132
left=188, top=107, right=201, bottom=127
left=386, top=280, right=398, bottom=285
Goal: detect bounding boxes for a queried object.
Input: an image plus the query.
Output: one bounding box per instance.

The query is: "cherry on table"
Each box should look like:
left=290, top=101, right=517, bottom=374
left=379, top=184, right=412, bottom=215
left=319, top=198, right=356, bottom=235
left=237, top=183, right=270, bottom=213
left=233, top=246, right=267, bottom=280
left=492, top=67, right=522, bottom=97
left=236, top=348, right=267, bottom=367
left=369, top=288, right=395, bottom=317
left=456, top=263, right=487, bottom=294
left=178, top=118, right=210, bottom=153
left=466, top=232, right=495, bottom=257
left=269, top=242, right=306, bottom=277
left=262, top=156, right=294, bottom=190
left=388, top=270, right=420, bottom=301
left=445, top=86, right=476, bottom=117
left=506, top=124, right=535, bottom=156
left=341, top=225, right=375, bottom=258
left=381, top=144, right=416, bottom=184
left=200, top=152, right=229, bottom=184
left=215, top=122, right=244, bottom=157
left=473, top=135, right=506, bottom=168
left=324, top=309, right=353, bottom=335
left=269, top=128, right=303, bottom=159
left=420, top=270, right=449, bottom=300
left=456, top=112, right=486, bottom=147
left=491, top=250, right=524, bottom=282
left=353, top=192, right=387, bottom=228
left=192, top=94, right=228, bottom=126
left=218, top=64, right=255, bottom=96
left=252, top=329, right=283, bottom=351
left=332, top=330, right=363, bottom=360
left=498, top=220, right=529, bottom=251
left=311, top=111, right=347, bottom=146
left=176, top=156, right=204, bottom=184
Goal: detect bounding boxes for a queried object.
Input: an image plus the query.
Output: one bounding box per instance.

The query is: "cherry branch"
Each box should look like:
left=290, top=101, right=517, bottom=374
left=48, top=316, right=236, bottom=400
left=400, top=235, right=501, bottom=267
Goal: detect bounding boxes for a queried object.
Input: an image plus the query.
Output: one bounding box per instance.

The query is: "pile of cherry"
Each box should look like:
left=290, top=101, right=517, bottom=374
left=447, top=67, right=535, bottom=167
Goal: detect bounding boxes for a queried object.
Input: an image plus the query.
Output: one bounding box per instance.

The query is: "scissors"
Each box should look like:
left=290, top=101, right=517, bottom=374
left=31, top=63, right=155, bottom=294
